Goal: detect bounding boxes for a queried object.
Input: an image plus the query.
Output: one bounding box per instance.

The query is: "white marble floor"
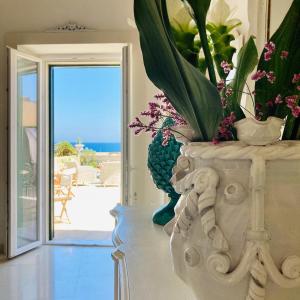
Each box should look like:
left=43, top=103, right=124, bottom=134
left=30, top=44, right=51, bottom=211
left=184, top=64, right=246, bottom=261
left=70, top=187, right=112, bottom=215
left=0, top=245, right=114, bottom=300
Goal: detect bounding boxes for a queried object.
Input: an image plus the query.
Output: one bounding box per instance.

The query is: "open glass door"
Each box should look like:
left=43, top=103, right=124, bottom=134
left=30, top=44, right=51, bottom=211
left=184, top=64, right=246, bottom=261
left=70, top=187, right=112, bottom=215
left=8, top=48, right=42, bottom=258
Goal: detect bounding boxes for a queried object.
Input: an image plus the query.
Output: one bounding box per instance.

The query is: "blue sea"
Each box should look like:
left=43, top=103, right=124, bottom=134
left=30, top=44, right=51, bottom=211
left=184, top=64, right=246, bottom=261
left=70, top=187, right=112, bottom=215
left=71, top=142, right=121, bottom=152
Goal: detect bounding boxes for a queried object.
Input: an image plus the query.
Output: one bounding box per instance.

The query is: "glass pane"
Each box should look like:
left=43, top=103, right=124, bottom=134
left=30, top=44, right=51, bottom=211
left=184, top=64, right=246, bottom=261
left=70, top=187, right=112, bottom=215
left=16, top=57, right=39, bottom=248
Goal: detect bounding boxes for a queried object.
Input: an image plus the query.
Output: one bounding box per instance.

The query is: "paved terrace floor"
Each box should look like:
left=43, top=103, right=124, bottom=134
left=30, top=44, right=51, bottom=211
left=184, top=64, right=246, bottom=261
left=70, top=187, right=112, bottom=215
left=53, top=185, right=120, bottom=245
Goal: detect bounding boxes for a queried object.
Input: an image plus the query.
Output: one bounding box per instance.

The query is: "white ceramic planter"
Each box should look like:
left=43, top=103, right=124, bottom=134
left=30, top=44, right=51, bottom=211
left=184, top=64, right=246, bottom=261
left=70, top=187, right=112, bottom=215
left=168, top=141, right=300, bottom=300
left=234, top=117, right=284, bottom=146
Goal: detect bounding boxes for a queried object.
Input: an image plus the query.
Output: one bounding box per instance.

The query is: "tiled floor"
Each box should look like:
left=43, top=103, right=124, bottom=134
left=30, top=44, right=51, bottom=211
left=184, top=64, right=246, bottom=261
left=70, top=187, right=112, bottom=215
left=0, top=245, right=114, bottom=300
left=54, top=186, right=119, bottom=244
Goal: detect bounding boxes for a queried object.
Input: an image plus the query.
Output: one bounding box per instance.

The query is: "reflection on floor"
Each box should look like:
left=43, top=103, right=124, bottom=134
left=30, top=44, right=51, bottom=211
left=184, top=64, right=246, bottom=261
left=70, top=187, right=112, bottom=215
left=54, top=186, right=119, bottom=244
left=0, top=246, right=114, bottom=300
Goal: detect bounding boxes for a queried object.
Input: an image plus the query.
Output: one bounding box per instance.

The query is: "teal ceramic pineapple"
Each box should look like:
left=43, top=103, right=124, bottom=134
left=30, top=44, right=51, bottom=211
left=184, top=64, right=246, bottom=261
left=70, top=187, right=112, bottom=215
left=148, top=119, right=182, bottom=225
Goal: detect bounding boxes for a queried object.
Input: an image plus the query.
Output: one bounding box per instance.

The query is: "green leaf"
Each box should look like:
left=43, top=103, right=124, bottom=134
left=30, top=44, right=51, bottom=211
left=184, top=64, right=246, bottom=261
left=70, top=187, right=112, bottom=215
left=134, top=0, right=222, bottom=141
left=254, top=0, right=300, bottom=139
left=227, top=36, right=258, bottom=120
left=184, top=0, right=217, bottom=85
left=198, top=57, right=207, bottom=74
left=283, top=114, right=300, bottom=140
left=184, top=0, right=211, bottom=20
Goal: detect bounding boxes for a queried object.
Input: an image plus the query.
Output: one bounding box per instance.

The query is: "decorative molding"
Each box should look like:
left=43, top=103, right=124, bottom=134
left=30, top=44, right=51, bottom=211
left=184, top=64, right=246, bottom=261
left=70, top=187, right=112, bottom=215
left=112, top=249, right=130, bottom=300
left=224, top=182, right=246, bottom=205
left=248, top=257, right=267, bottom=300
left=45, top=22, right=96, bottom=33
left=181, top=141, right=300, bottom=161
left=173, top=167, right=229, bottom=252
left=110, top=206, right=124, bottom=247
left=110, top=205, right=130, bottom=300
left=170, top=142, right=300, bottom=300
left=184, top=247, right=201, bottom=267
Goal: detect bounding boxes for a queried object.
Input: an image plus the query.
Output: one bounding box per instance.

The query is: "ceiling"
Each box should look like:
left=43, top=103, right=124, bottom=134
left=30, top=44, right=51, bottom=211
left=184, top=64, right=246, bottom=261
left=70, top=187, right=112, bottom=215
left=0, top=0, right=135, bottom=32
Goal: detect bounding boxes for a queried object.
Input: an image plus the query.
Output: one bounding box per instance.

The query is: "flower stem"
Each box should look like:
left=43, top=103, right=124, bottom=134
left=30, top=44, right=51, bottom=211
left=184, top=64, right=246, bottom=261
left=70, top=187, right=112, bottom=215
left=244, top=80, right=255, bottom=109
left=239, top=105, right=255, bottom=117
left=196, top=19, right=217, bottom=86
left=169, top=128, right=191, bottom=141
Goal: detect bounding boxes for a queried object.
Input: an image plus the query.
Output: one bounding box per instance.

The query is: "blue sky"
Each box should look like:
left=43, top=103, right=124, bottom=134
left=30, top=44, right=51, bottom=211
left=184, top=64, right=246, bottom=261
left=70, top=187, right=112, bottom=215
left=52, top=66, right=121, bottom=143
left=22, top=73, right=37, bottom=102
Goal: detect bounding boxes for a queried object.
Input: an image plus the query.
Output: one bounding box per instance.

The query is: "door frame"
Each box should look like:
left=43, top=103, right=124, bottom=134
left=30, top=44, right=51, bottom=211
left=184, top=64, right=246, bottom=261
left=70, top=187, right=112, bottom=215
left=42, top=47, right=130, bottom=243
left=8, top=48, right=44, bottom=257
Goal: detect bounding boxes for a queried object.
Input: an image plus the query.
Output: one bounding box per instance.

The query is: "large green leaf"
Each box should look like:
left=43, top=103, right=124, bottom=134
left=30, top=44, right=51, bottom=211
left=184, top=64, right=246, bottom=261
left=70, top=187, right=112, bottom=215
left=227, top=36, right=258, bottom=120
left=184, top=0, right=211, bottom=20
left=184, top=0, right=217, bottom=85
left=134, top=0, right=222, bottom=141
left=254, top=0, right=300, bottom=139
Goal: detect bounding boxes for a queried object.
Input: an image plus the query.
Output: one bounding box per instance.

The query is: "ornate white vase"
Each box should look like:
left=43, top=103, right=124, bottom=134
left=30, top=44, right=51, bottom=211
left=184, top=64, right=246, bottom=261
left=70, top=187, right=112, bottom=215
left=168, top=141, right=300, bottom=300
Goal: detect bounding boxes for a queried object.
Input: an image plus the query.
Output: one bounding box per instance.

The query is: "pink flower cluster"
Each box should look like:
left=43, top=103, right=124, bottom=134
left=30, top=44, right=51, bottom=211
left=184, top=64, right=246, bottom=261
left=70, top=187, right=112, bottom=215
left=220, top=61, right=232, bottom=74
left=251, top=70, right=276, bottom=84
left=217, top=78, right=233, bottom=109
left=293, top=73, right=300, bottom=83
left=280, top=51, right=289, bottom=59
left=251, top=43, right=290, bottom=94
left=266, top=71, right=276, bottom=84
left=128, top=93, right=187, bottom=146
left=292, top=73, right=300, bottom=91
left=264, top=41, right=275, bottom=61
left=255, top=103, right=264, bottom=120
left=265, top=94, right=283, bottom=107
left=286, top=95, right=300, bottom=118
left=251, top=70, right=266, bottom=81
left=213, top=112, right=236, bottom=144
left=161, top=128, right=172, bottom=146
left=256, top=93, right=300, bottom=120
left=217, top=79, right=225, bottom=92
left=275, top=94, right=283, bottom=104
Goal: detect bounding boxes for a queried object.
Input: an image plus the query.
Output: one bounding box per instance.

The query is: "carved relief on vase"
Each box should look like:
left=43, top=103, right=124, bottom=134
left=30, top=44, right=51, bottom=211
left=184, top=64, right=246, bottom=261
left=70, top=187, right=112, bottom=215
left=167, top=142, right=300, bottom=300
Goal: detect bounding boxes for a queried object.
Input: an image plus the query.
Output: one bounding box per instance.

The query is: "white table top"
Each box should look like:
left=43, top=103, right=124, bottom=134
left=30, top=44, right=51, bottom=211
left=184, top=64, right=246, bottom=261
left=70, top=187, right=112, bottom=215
left=111, top=204, right=196, bottom=300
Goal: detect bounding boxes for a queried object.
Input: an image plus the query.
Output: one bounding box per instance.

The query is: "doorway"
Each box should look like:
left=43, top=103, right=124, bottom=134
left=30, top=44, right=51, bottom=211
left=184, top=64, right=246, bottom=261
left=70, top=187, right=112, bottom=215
left=8, top=43, right=129, bottom=257
left=49, top=65, right=122, bottom=244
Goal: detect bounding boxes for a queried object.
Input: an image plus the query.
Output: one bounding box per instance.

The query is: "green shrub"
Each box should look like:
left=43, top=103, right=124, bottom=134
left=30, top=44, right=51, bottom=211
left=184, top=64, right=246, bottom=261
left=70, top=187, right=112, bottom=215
left=80, top=149, right=98, bottom=168
left=55, top=141, right=77, bottom=157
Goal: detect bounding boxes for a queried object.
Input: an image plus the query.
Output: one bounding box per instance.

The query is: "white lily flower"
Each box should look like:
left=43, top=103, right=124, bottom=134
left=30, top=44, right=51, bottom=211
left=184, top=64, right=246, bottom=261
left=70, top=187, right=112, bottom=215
left=166, top=0, right=194, bottom=31
left=207, top=0, right=241, bottom=28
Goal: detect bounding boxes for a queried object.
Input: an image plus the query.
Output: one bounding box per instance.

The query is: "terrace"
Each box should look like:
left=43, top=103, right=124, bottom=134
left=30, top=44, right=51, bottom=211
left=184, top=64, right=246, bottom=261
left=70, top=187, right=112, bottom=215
left=53, top=151, right=121, bottom=245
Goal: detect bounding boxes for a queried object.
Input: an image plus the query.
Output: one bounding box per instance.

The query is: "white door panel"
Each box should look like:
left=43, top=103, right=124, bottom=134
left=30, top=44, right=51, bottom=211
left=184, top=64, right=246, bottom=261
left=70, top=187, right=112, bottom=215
left=8, top=48, right=43, bottom=257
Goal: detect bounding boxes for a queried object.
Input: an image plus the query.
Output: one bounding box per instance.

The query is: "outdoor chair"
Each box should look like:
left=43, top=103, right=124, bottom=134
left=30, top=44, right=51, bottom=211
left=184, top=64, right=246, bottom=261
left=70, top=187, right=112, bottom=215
left=54, top=174, right=74, bottom=223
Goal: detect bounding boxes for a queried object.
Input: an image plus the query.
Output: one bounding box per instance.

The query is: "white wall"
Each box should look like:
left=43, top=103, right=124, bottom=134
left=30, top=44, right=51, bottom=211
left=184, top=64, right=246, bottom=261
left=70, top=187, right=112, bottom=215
left=0, top=0, right=164, bottom=255
left=270, top=0, right=293, bottom=35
